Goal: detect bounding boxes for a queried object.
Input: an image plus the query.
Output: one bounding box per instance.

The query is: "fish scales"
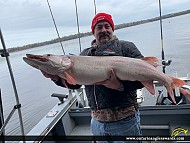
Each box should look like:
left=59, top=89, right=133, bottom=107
left=23, top=54, right=177, bottom=86
left=70, top=56, right=112, bottom=84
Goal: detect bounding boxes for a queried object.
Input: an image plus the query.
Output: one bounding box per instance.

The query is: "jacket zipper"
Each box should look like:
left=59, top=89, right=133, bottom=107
left=93, top=85, right=99, bottom=110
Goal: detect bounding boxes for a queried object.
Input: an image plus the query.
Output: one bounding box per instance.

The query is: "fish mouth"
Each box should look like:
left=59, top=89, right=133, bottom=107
left=26, top=54, right=49, bottom=62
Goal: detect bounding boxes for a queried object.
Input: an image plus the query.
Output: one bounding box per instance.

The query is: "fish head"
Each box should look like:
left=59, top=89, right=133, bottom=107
left=23, top=54, right=72, bottom=78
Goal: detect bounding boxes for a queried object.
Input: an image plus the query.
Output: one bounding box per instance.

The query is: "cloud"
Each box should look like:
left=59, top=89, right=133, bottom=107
left=1, top=0, right=190, bottom=31
left=1, top=0, right=190, bottom=47
left=0, top=0, right=49, bottom=29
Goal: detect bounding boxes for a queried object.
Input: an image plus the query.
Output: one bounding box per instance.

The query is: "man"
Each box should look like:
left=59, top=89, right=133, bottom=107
left=42, top=12, right=144, bottom=143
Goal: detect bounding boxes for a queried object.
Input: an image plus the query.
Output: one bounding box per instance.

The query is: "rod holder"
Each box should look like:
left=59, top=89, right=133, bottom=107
left=162, top=60, right=172, bottom=67
left=0, top=49, right=9, bottom=57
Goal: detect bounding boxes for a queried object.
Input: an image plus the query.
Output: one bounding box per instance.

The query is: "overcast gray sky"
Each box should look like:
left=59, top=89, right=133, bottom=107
left=0, top=0, right=190, bottom=47
left=1, top=0, right=190, bottom=30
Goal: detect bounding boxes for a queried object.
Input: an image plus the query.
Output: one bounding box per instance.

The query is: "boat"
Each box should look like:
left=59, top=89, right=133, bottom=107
left=0, top=0, right=190, bottom=143
left=20, top=82, right=190, bottom=143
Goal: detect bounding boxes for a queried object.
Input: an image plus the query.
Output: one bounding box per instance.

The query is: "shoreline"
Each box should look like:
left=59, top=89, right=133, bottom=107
left=7, top=9, right=190, bottom=53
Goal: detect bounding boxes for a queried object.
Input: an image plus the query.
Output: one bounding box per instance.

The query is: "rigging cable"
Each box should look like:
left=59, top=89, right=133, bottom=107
left=46, top=0, right=65, bottom=55
left=93, top=0, right=97, bottom=15
left=0, top=28, right=25, bottom=142
left=74, top=0, right=82, bottom=53
left=0, top=89, right=5, bottom=140
left=158, top=0, right=166, bottom=73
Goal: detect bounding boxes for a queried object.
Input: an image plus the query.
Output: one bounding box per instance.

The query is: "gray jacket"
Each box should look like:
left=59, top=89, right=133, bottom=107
left=55, top=37, right=144, bottom=110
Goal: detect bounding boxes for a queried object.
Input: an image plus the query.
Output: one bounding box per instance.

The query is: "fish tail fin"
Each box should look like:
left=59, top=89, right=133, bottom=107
left=179, top=87, right=190, bottom=102
left=166, top=86, right=176, bottom=104
left=171, top=77, right=187, bottom=88
left=166, top=77, right=186, bottom=104
left=141, top=81, right=155, bottom=95
left=142, top=57, right=160, bottom=67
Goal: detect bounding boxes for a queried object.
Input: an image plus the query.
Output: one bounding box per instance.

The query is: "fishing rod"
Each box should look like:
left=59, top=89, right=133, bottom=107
left=158, top=0, right=172, bottom=73
left=74, top=0, right=97, bottom=53
left=0, top=28, right=25, bottom=142
left=93, top=0, right=97, bottom=15
left=0, top=89, right=5, bottom=142
left=74, top=0, right=82, bottom=53
left=46, top=0, right=65, bottom=55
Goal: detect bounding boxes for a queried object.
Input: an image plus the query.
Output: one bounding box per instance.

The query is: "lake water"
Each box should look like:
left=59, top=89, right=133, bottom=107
left=0, top=14, right=190, bottom=136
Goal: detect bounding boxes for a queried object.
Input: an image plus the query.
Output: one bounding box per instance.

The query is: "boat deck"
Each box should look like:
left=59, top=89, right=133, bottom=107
left=25, top=86, right=190, bottom=143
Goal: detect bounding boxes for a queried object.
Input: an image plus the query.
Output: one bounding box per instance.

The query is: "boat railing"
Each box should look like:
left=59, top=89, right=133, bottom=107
left=0, top=28, right=25, bottom=141
left=24, top=87, right=88, bottom=134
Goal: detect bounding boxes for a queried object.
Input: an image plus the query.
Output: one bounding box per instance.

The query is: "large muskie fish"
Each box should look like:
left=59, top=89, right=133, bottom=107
left=23, top=54, right=187, bottom=103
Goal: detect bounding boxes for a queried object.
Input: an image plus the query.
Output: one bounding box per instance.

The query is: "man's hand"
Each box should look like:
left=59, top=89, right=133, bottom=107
left=96, top=69, right=123, bottom=90
left=41, top=70, right=69, bottom=87
left=41, top=70, right=59, bottom=81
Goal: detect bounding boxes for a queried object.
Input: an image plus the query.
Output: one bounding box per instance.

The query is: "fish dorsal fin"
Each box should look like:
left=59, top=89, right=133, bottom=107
left=142, top=57, right=158, bottom=63
left=142, top=57, right=160, bottom=67
left=65, top=72, right=77, bottom=85
left=141, top=80, right=155, bottom=95
left=170, top=77, right=187, bottom=88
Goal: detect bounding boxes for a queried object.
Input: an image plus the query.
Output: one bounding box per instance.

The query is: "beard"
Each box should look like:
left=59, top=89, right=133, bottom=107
left=98, top=32, right=111, bottom=43
left=99, top=32, right=110, bottom=38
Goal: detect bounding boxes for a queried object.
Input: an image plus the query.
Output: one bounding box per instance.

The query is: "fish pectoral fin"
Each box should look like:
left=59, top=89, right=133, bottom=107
left=60, top=78, right=69, bottom=88
left=142, top=57, right=160, bottom=67
left=141, top=81, right=155, bottom=95
left=65, top=72, right=77, bottom=85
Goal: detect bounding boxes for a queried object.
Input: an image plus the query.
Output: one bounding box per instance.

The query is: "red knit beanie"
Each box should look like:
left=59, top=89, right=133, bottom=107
left=91, top=13, right=114, bottom=33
